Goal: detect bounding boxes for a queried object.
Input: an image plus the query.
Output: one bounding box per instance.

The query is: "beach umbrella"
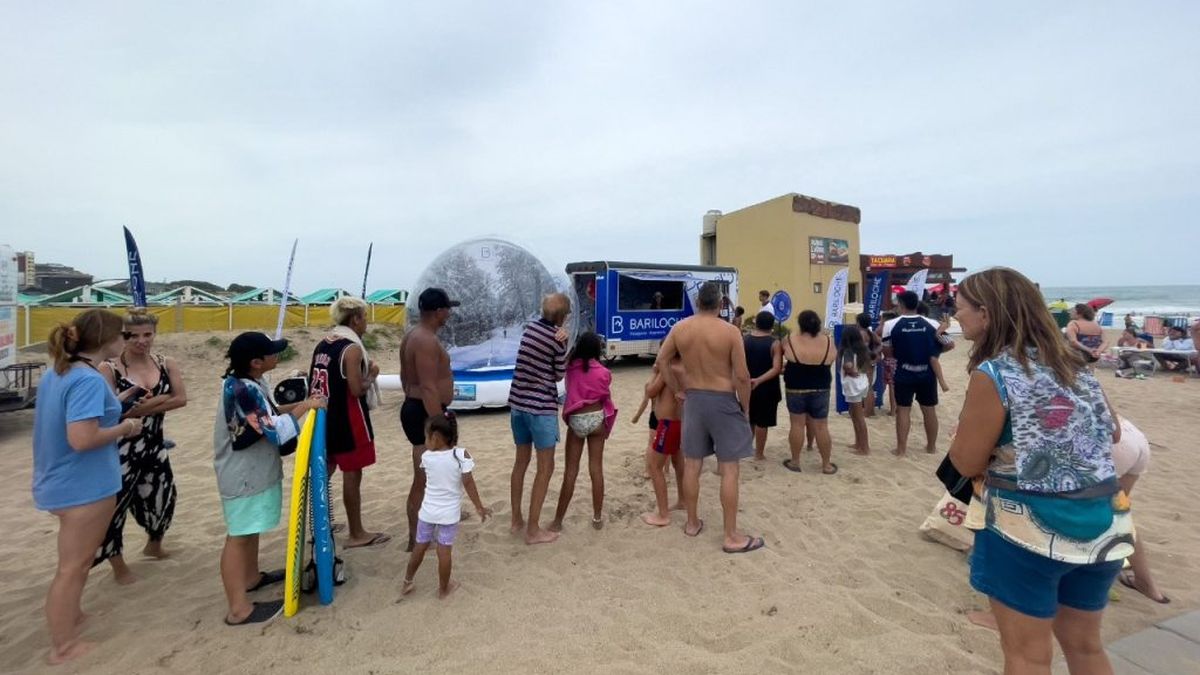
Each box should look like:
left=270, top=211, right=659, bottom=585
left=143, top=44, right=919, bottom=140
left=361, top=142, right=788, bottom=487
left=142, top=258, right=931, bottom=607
left=1087, top=297, right=1114, bottom=311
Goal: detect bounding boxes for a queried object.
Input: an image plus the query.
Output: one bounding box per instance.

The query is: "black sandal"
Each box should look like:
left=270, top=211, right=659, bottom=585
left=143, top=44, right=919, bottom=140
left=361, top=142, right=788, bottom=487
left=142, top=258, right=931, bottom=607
left=246, top=569, right=286, bottom=592
left=224, top=600, right=283, bottom=626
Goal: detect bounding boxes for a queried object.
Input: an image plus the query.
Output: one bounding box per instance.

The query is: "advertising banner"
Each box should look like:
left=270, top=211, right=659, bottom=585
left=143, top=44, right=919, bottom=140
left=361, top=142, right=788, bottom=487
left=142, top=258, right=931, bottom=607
left=770, top=290, right=792, bottom=323
left=809, top=237, right=850, bottom=265
left=864, top=271, right=889, bottom=328
left=905, top=268, right=930, bottom=297
left=122, top=227, right=148, bottom=308
left=823, top=268, right=849, bottom=330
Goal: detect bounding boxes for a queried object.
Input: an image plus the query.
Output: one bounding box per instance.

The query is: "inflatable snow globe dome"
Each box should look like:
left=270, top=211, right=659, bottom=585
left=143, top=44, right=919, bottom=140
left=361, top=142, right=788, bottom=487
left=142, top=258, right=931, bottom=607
left=409, top=237, right=568, bottom=373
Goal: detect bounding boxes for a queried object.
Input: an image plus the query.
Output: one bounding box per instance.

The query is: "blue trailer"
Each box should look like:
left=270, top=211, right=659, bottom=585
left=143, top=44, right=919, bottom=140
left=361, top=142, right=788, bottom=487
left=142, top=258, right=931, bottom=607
left=565, top=261, right=739, bottom=360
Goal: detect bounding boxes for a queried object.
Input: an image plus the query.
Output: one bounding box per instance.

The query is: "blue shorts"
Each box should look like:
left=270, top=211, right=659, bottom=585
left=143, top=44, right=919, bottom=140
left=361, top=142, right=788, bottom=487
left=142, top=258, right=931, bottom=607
left=221, top=483, right=282, bottom=537
left=510, top=410, right=559, bottom=450
left=969, top=528, right=1122, bottom=619
left=785, top=390, right=830, bottom=420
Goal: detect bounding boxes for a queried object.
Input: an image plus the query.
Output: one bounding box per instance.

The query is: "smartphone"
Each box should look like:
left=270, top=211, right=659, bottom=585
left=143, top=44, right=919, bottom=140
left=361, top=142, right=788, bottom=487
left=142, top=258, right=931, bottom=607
left=120, top=386, right=147, bottom=414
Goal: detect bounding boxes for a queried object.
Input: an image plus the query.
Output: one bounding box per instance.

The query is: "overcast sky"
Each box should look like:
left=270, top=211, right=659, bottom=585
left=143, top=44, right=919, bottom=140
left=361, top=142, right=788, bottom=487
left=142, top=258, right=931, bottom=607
left=2, top=2, right=1197, bottom=293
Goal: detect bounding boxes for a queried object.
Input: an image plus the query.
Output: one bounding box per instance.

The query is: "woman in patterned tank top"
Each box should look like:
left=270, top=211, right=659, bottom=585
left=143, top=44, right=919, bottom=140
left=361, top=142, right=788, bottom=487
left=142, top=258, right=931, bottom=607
left=949, top=268, right=1128, bottom=675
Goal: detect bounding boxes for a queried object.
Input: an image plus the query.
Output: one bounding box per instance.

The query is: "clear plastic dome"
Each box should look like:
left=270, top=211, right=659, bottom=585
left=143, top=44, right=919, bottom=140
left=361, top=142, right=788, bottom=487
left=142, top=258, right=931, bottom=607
left=409, top=238, right=566, bottom=371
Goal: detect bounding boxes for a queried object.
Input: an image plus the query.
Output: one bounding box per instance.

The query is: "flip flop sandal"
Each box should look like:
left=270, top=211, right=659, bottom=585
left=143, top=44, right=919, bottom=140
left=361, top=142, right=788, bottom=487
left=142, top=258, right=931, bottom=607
left=225, top=600, right=283, bottom=626
left=723, top=536, right=766, bottom=554
left=246, top=569, right=286, bottom=592
left=345, top=533, right=392, bottom=549
left=782, top=459, right=802, bottom=473
left=822, top=463, right=839, bottom=475
left=1118, top=572, right=1170, bottom=604
left=684, top=519, right=705, bottom=537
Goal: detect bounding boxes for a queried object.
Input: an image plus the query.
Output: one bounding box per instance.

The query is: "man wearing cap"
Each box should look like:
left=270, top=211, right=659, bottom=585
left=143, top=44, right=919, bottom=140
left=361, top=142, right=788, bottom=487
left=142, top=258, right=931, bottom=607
left=399, top=288, right=458, bottom=552
left=309, top=297, right=388, bottom=549
left=1156, top=325, right=1195, bottom=372
left=508, top=293, right=571, bottom=545
left=214, top=332, right=325, bottom=625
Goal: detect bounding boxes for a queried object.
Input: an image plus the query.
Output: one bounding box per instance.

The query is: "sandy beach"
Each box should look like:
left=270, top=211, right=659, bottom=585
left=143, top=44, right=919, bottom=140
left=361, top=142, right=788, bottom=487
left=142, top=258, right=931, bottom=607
left=0, top=327, right=1196, bottom=674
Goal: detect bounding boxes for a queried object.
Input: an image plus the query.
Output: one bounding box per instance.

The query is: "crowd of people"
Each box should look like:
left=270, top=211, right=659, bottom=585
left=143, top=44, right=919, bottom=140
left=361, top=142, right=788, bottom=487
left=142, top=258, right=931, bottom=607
left=28, top=271, right=1177, bottom=672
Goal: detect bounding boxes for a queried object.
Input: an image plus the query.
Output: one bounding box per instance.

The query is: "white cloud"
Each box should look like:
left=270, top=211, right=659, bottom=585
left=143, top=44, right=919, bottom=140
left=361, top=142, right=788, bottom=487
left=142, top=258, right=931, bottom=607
left=1, top=1, right=1197, bottom=292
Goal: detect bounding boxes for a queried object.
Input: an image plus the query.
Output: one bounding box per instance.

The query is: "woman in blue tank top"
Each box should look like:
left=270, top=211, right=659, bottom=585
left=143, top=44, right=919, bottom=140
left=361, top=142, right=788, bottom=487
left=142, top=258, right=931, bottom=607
left=950, top=268, right=1129, bottom=674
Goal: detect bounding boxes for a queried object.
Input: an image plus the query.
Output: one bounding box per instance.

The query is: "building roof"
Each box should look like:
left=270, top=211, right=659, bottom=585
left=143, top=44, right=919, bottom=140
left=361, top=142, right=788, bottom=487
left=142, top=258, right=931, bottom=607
left=228, top=287, right=303, bottom=304
left=300, top=288, right=353, bottom=304
left=148, top=285, right=228, bottom=304
left=365, top=289, right=409, bottom=304
left=31, top=285, right=133, bottom=305
left=721, top=192, right=862, bottom=225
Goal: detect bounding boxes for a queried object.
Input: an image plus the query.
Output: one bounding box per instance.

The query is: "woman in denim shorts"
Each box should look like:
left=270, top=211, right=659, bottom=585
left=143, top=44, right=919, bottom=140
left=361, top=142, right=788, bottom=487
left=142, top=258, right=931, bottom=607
left=780, top=310, right=837, bottom=475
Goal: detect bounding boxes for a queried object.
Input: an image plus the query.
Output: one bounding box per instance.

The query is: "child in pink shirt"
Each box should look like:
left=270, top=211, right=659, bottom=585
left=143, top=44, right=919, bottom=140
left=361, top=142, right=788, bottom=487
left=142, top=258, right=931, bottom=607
left=550, top=333, right=617, bottom=532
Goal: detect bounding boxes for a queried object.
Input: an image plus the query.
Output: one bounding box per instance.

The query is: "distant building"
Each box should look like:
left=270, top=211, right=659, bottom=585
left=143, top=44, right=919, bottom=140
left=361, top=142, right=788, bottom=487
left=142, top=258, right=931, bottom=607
left=16, top=251, right=35, bottom=289
left=700, top=193, right=862, bottom=322
left=32, top=263, right=93, bottom=295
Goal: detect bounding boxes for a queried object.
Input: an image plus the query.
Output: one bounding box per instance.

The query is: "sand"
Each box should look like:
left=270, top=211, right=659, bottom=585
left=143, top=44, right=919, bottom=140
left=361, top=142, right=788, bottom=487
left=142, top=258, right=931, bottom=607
left=0, top=327, right=1196, bottom=674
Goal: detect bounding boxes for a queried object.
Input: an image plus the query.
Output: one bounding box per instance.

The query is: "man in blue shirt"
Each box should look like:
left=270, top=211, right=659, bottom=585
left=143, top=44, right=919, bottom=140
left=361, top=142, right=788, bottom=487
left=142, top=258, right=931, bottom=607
left=881, top=291, right=951, bottom=456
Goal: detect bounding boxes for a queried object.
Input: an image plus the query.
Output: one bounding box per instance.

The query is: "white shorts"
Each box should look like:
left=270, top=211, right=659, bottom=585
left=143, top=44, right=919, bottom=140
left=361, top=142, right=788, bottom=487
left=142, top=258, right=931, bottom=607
left=842, top=374, right=869, bottom=403
left=1111, top=419, right=1150, bottom=477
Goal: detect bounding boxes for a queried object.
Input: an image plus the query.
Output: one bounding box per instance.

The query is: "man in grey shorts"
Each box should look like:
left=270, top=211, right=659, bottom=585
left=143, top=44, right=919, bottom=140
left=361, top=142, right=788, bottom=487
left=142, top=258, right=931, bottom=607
left=657, top=281, right=765, bottom=554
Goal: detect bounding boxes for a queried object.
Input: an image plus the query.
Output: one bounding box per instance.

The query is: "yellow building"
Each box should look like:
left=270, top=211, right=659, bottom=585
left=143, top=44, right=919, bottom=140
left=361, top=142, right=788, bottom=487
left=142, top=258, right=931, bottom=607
left=700, top=193, right=862, bottom=323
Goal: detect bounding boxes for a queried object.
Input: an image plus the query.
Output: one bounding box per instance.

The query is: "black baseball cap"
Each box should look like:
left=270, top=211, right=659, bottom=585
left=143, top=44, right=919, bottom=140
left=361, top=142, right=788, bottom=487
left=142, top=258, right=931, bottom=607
left=227, top=332, right=289, bottom=364
left=418, top=287, right=460, bottom=311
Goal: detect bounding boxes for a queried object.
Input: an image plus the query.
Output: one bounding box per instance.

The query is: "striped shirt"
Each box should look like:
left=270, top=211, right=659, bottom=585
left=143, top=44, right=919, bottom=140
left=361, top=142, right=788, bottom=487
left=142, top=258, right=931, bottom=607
left=508, top=318, right=567, bottom=415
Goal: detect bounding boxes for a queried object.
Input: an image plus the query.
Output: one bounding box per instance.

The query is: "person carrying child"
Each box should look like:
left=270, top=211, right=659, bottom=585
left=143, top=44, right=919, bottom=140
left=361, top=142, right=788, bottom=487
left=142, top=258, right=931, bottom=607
left=839, top=326, right=872, bottom=455
left=882, top=292, right=948, bottom=456
left=402, top=412, right=490, bottom=599
left=917, top=302, right=956, bottom=390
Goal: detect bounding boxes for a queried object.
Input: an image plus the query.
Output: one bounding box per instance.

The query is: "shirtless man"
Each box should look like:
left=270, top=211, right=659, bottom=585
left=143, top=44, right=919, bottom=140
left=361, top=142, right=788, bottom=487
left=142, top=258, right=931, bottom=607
left=656, top=281, right=764, bottom=554
left=399, top=288, right=458, bottom=552
left=639, top=356, right=687, bottom=526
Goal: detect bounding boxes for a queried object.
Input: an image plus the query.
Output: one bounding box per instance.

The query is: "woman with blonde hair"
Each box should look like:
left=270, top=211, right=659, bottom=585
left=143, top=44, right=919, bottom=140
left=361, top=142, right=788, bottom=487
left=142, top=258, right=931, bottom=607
left=94, top=311, right=188, bottom=583
left=33, top=309, right=143, bottom=664
left=949, top=268, right=1130, bottom=674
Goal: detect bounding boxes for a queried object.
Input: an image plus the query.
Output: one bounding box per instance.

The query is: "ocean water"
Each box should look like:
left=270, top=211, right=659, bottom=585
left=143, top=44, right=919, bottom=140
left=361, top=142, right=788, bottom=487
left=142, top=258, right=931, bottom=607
left=1040, top=285, right=1200, bottom=317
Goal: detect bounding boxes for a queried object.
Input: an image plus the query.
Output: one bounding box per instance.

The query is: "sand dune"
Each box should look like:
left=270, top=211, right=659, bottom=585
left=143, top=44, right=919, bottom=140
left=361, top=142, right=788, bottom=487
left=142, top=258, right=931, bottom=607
left=0, top=327, right=1195, bottom=673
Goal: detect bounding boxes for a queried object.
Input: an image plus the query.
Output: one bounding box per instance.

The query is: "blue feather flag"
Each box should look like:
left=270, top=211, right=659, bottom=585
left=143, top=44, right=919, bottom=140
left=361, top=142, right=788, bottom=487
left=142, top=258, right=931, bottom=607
left=123, top=226, right=148, bottom=308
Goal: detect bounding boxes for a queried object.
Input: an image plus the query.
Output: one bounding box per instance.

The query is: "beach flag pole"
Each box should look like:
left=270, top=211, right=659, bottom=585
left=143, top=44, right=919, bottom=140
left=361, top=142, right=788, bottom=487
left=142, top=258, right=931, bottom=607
left=275, top=239, right=298, bottom=340
left=122, top=226, right=148, bottom=310
left=360, top=242, right=373, bottom=299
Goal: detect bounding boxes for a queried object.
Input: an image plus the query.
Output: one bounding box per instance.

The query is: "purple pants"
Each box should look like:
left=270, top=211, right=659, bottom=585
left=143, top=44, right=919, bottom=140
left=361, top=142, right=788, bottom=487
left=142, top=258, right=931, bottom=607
left=415, top=519, right=458, bottom=546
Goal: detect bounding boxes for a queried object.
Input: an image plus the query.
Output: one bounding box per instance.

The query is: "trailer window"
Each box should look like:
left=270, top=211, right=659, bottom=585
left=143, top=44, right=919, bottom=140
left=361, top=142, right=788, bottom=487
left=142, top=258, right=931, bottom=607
left=618, top=278, right=684, bottom=311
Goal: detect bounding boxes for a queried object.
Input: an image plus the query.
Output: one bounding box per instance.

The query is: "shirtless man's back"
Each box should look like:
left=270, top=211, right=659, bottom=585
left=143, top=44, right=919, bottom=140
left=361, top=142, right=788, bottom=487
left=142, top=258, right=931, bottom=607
left=655, top=281, right=762, bottom=554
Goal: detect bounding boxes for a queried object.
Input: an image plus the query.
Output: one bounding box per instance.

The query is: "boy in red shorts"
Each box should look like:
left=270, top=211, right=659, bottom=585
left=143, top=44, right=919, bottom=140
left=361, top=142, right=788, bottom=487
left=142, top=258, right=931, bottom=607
left=640, top=356, right=686, bottom=527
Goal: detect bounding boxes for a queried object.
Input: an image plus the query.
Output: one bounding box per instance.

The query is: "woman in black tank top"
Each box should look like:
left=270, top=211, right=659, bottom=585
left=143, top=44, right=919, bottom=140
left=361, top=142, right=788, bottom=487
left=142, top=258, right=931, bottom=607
left=744, top=311, right=782, bottom=460
left=781, top=310, right=837, bottom=475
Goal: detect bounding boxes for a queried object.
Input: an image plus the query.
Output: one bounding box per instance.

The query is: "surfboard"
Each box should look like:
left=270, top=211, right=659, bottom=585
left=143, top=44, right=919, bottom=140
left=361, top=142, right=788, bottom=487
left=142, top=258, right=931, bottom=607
left=283, top=410, right=317, bottom=618
left=309, top=409, right=336, bottom=605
